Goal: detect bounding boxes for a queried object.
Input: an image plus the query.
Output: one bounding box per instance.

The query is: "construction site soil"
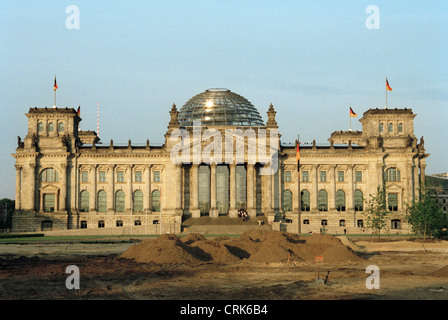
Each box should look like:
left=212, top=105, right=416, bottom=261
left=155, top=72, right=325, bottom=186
left=1, top=230, right=448, bottom=300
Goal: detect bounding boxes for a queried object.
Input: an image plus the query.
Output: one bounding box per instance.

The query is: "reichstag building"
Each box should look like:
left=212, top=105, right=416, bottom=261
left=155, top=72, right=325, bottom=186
left=12, top=88, right=428, bottom=234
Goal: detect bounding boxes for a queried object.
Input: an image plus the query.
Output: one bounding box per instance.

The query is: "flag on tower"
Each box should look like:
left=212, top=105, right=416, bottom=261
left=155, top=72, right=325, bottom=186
left=350, top=106, right=357, bottom=117
left=296, top=142, right=300, bottom=171
left=386, top=78, right=392, bottom=91
left=54, top=76, right=58, bottom=91
left=77, top=106, right=80, bottom=116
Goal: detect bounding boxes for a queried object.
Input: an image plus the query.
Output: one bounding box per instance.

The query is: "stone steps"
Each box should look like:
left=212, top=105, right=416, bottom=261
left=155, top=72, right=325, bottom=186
left=181, top=216, right=271, bottom=235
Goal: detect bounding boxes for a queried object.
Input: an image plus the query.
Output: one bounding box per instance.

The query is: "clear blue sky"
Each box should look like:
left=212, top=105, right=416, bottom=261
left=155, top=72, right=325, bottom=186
left=0, top=1, right=447, bottom=199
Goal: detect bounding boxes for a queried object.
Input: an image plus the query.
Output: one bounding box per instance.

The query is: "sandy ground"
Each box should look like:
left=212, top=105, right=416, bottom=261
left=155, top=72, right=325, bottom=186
left=0, top=235, right=448, bottom=301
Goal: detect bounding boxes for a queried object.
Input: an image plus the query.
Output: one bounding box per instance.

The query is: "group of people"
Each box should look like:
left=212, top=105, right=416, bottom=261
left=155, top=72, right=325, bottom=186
left=237, top=209, right=249, bottom=222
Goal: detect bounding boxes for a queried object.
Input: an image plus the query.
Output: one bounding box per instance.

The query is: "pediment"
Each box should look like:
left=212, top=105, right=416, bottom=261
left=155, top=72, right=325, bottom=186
left=39, top=184, right=60, bottom=192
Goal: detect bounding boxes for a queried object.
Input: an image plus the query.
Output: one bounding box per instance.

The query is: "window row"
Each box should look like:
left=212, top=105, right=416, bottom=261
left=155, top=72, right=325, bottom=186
left=79, top=190, right=161, bottom=213
left=302, top=219, right=402, bottom=229
left=81, top=170, right=161, bottom=183
left=37, top=122, right=64, bottom=133
left=379, top=122, right=403, bottom=133
left=288, top=189, right=399, bottom=212
left=298, top=170, right=363, bottom=183
left=284, top=167, right=402, bottom=183
left=80, top=219, right=160, bottom=229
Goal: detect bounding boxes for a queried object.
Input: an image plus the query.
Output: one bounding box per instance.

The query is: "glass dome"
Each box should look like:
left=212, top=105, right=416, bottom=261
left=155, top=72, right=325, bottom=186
left=178, top=89, right=265, bottom=127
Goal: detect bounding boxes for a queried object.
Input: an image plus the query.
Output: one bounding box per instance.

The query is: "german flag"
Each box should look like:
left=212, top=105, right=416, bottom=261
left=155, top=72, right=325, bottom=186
left=54, top=76, right=58, bottom=91
left=76, top=106, right=80, bottom=116
left=296, top=142, right=300, bottom=171
left=386, top=78, right=392, bottom=91
left=350, top=106, right=357, bottom=117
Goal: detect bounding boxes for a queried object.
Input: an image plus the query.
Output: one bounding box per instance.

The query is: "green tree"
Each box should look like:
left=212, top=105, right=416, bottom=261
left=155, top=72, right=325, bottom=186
left=363, top=186, right=389, bottom=238
left=406, top=188, right=447, bottom=239
left=0, top=198, right=15, bottom=230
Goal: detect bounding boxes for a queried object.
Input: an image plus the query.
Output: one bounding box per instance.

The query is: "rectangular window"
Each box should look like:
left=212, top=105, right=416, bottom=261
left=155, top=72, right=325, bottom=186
left=135, top=171, right=142, bottom=182
left=285, top=171, right=291, bottom=182
left=153, top=171, right=161, bottom=182
left=99, top=171, right=106, bottom=182
left=355, top=171, right=362, bottom=182
left=117, top=171, right=124, bottom=182
left=82, top=171, right=88, bottom=183
left=388, top=193, right=398, bottom=211
left=338, top=171, right=344, bottom=182
left=320, top=171, right=326, bottom=182
left=302, top=171, right=309, bottom=182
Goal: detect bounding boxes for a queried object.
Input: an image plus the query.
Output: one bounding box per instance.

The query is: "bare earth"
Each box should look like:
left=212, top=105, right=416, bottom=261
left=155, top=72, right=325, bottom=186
left=1, top=231, right=448, bottom=301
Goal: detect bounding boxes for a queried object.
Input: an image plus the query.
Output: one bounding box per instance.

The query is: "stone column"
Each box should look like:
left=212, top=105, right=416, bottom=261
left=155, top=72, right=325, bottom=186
left=15, top=165, right=22, bottom=210
left=191, top=164, right=200, bottom=218
left=310, top=164, right=317, bottom=211
left=247, top=164, right=256, bottom=217
left=176, top=164, right=182, bottom=210
left=89, top=165, right=97, bottom=211
left=347, top=164, right=354, bottom=212
left=293, top=165, right=300, bottom=213
left=146, top=165, right=152, bottom=212
left=59, top=163, right=67, bottom=211
left=229, top=164, right=237, bottom=217
left=29, top=163, right=36, bottom=212
left=107, top=165, right=115, bottom=212
left=127, top=165, right=133, bottom=212
left=210, top=164, right=218, bottom=217
left=329, top=165, right=336, bottom=211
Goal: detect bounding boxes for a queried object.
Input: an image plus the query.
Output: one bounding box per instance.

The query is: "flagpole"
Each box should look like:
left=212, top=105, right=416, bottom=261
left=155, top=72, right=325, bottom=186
left=349, top=106, right=352, bottom=131
left=385, top=77, right=388, bottom=109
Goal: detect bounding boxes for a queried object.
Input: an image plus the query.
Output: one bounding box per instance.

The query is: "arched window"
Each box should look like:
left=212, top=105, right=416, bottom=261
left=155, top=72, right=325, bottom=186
left=301, top=190, right=310, bottom=211
left=283, top=190, right=292, bottom=212
left=98, top=220, right=105, bottom=228
left=379, top=123, right=384, bottom=132
left=97, top=190, right=107, bottom=212
left=152, top=190, right=160, bottom=212
left=41, top=168, right=58, bottom=182
left=354, top=190, right=364, bottom=211
left=388, top=123, right=393, bottom=132
left=48, top=122, right=54, bottom=132
left=318, top=190, right=328, bottom=212
left=133, top=190, right=143, bottom=212
left=115, top=190, right=125, bottom=212
left=398, top=123, right=403, bottom=133
left=38, top=122, right=44, bottom=133
left=385, top=168, right=401, bottom=182
left=58, top=122, right=64, bottom=132
left=336, top=190, right=346, bottom=211
left=80, top=190, right=90, bottom=212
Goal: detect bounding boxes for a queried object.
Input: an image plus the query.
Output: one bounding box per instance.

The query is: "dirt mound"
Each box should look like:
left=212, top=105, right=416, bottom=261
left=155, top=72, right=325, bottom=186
left=120, top=231, right=363, bottom=265
left=182, top=233, right=207, bottom=244
left=120, top=234, right=203, bottom=264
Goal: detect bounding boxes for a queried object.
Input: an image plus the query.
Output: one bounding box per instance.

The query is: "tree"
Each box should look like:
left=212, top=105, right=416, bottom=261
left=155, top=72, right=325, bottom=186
left=0, top=198, right=15, bottom=230
left=406, top=188, right=447, bottom=239
left=363, top=186, right=389, bottom=238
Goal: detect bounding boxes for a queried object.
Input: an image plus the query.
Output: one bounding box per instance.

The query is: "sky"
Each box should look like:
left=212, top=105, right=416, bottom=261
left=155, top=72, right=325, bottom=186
left=0, top=0, right=447, bottom=199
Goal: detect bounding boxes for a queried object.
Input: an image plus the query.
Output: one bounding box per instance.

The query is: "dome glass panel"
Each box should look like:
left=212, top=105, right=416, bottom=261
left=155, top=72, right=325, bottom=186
left=178, top=89, right=265, bottom=127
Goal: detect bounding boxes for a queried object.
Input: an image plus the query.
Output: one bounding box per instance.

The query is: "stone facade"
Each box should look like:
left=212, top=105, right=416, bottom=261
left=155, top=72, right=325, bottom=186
left=12, top=91, right=428, bottom=235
